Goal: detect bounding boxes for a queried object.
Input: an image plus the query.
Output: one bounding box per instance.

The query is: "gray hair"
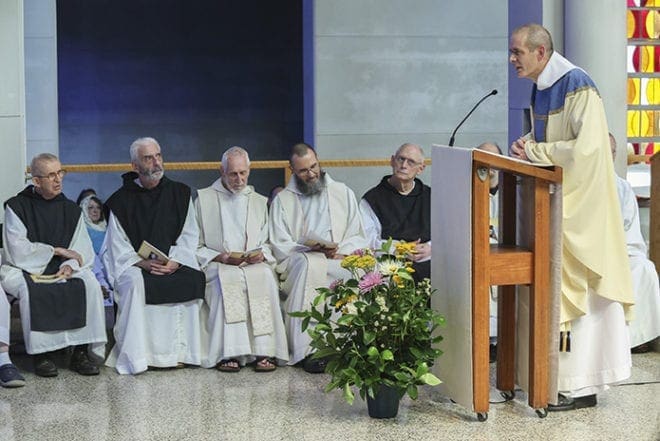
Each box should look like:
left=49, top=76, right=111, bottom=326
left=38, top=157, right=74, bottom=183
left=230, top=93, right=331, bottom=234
left=129, top=137, right=161, bottom=162
left=395, top=143, right=425, bottom=159
left=221, top=146, right=250, bottom=171
left=513, top=23, right=554, bottom=56
left=476, top=142, right=502, bottom=155
left=609, top=133, right=617, bottom=158
left=30, top=153, right=59, bottom=176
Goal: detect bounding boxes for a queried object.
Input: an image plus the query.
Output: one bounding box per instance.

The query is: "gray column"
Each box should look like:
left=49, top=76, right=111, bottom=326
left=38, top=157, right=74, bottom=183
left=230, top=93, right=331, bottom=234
left=0, top=0, right=27, bottom=216
left=565, top=0, right=627, bottom=175
left=24, top=0, right=59, bottom=160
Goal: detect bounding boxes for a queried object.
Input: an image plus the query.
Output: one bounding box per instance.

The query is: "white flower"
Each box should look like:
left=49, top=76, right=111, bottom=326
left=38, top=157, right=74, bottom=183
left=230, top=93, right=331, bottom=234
left=345, top=303, right=357, bottom=315
left=374, top=321, right=379, bottom=326
left=378, top=259, right=404, bottom=276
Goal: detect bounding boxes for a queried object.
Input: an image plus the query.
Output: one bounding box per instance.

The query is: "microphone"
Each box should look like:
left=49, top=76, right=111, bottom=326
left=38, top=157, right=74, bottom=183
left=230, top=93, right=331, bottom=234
left=448, top=89, right=498, bottom=147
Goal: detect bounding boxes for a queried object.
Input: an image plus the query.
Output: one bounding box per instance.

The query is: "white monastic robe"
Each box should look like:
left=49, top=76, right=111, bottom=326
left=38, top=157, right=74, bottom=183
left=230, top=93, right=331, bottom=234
left=522, top=52, right=633, bottom=396
left=616, top=176, right=660, bottom=347
left=0, top=275, right=11, bottom=347
left=0, top=208, right=106, bottom=358
left=195, top=180, right=288, bottom=368
left=269, top=173, right=367, bottom=364
left=102, top=201, right=203, bottom=375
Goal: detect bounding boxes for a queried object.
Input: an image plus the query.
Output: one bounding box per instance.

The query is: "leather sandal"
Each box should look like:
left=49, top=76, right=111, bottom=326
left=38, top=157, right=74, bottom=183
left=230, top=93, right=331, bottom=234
left=216, top=359, right=240, bottom=372
left=254, top=357, right=277, bottom=372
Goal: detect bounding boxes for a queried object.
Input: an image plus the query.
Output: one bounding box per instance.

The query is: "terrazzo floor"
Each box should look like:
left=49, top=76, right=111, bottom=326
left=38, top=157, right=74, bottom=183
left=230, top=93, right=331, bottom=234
left=0, top=348, right=658, bottom=441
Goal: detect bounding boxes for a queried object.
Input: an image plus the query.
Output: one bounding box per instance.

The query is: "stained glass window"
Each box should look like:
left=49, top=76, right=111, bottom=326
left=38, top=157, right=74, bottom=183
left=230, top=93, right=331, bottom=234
left=628, top=0, right=660, bottom=155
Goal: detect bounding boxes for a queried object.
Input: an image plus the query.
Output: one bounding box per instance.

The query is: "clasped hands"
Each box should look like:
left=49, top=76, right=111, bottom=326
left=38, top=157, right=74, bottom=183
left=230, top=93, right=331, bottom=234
left=509, top=138, right=529, bottom=161
left=309, top=243, right=344, bottom=260
left=406, top=239, right=431, bottom=262
left=135, top=258, right=180, bottom=275
left=214, top=251, right=265, bottom=266
left=53, top=247, right=82, bottom=279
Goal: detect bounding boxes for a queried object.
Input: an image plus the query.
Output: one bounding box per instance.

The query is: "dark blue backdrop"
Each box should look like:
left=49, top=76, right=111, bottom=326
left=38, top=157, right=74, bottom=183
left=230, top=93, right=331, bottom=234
left=57, top=0, right=303, bottom=201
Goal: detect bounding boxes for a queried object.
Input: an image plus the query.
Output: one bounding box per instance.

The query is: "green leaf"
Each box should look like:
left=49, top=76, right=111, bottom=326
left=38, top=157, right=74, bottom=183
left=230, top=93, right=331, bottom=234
left=312, top=347, right=338, bottom=359
left=366, top=346, right=379, bottom=358
left=363, top=331, right=376, bottom=345
left=301, top=316, right=311, bottom=332
left=418, top=373, right=441, bottom=386
left=343, top=383, right=355, bottom=405
left=381, top=349, right=394, bottom=361
left=407, top=384, right=418, bottom=400
left=336, top=314, right=355, bottom=326
left=312, top=292, right=327, bottom=307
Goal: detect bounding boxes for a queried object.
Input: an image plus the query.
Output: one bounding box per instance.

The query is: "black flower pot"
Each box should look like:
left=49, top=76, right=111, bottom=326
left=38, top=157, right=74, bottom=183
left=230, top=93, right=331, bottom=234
left=367, top=385, right=401, bottom=418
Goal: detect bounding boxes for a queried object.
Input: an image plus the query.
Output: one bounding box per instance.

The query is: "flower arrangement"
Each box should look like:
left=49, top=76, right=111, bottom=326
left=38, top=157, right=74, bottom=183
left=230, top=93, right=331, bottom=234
left=290, top=240, right=445, bottom=405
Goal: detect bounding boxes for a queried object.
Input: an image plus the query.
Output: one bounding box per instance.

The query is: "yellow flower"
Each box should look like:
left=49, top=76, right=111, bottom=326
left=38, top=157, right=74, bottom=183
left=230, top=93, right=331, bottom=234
left=341, top=255, right=359, bottom=269
left=335, top=294, right=358, bottom=309
left=356, top=255, right=376, bottom=270
left=395, top=241, right=417, bottom=258
left=405, top=266, right=415, bottom=273
left=392, top=274, right=404, bottom=288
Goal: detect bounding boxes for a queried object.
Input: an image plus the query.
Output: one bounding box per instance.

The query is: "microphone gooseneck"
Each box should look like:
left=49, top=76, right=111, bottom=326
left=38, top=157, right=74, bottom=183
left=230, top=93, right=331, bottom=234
left=448, top=89, right=498, bottom=147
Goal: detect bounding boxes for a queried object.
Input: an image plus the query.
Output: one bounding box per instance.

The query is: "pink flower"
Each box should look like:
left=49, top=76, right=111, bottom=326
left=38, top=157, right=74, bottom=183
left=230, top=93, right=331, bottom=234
left=329, top=279, right=343, bottom=291
left=359, top=271, right=384, bottom=293
left=352, top=249, right=366, bottom=256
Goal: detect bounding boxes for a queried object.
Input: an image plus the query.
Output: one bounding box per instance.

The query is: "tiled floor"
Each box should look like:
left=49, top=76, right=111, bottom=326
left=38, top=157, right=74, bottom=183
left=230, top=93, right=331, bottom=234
left=0, top=348, right=658, bottom=441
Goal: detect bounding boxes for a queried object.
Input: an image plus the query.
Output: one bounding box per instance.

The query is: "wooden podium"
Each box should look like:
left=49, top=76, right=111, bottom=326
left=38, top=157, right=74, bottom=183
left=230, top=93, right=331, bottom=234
left=431, top=145, right=562, bottom=421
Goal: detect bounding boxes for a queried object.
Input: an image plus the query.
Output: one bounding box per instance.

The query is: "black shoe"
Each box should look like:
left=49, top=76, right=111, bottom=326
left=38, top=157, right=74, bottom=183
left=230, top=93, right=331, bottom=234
left=489, top=344, right=497, bottom=363
left=302, top=355, right=328, bottom=374
left=69, top=347, right=99, bottom=376
left=573, top=394, right=597, bottom=409
left=548, top=393, right=597, bottom=412
left=631, top=343, right=650, bottom=354
left=34, top=354, right=58, bottom=377
left=0, top=363, right=26, bottom=388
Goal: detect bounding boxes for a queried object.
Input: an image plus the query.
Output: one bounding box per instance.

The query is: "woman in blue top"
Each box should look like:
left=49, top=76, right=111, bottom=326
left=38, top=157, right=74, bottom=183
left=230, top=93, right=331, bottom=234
left=80, top=195, right=112, bottom=304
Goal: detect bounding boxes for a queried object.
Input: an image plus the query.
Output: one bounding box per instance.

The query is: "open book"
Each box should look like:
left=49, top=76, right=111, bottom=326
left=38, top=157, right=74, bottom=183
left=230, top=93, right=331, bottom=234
left=302, top=236, right=338, bottom=250
left=137, top=240, right=169, bottom=264
left=30, top=273, right=66, bottom=284
left=229, top=247, right=262, bottom=260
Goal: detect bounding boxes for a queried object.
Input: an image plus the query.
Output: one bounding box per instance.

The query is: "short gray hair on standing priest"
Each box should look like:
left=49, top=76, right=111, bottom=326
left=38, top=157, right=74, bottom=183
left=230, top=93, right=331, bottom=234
left=513, top=23, right=554, bottom=56
left=395, top=143, right=425, bottom=159
left=221, top=146, right=251, bottom=170
left=30, top=153, right=60, bottom=176
left=129, top=137, right=161, bottom=163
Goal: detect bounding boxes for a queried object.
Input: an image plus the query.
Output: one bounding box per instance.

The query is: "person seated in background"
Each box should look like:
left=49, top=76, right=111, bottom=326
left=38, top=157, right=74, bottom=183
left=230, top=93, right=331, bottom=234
left=195, top=146, right=288, bottom=372
left=476, top=141, right=503, bottom=363
left=0, top=279, right=25, bottom=388
left=360, top=142, right=431, bottom=281
left=79, top=194, right=112, bottom=305
left=102, top=137, right=205, bottom=375
left=1, top=153, right=106, bottom=377
left=267, top=185, right=284, bottom=208
left=269, top=143, right=367, bottom=372
left=609, top=134, right=659, bottom=353
left=76, top=188, right=97, bottom=206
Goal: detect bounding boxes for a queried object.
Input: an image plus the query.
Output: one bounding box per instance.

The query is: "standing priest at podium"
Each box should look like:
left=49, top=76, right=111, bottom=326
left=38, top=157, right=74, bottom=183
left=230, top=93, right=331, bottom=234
left=509, top=23, right=634, bottom=411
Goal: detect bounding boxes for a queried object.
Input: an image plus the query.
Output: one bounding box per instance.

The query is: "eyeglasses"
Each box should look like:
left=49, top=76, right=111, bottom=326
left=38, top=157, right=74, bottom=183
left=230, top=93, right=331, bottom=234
left=394, top=156, right=422, bottom=167
left=33, top=170, right=67, bottom=181
left=293, top=162, right=320, bottom=176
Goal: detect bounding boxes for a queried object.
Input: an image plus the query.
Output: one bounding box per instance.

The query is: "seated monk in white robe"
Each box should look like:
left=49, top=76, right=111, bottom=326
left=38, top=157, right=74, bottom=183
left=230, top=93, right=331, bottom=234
left=0, top=261, right=26, bottom=387
left=102, top=137, right=205, bottom=375
left=269, top=143, right=367, bottom=372
left=195, top=147, right=288, bottom=372
left=1, top=153, right=106, bottom=378
left=610, top=134, right=659, bottom=351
